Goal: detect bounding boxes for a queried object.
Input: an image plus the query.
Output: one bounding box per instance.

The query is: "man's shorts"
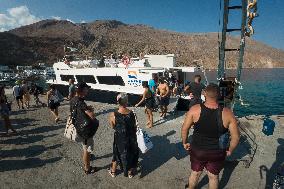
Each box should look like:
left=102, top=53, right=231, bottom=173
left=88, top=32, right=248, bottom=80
left=160, top=96, right=170, bottom=106
left=190, top=146, right=226, bottom=175
left=78, top=136, right=94, bottom=153
left=16, top=96, right=23, bottom=100
left=48, top=101, right=60, bottom=110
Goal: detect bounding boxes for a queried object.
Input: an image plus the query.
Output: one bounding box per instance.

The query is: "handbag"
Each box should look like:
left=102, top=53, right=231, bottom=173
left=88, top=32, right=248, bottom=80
left=133, top=110, right=153, bottom=153
left=217, top=106, right=230, bottom=150
left=64, top=116, right=78, bottom=141
left=72, top=101, right=99, bottom=140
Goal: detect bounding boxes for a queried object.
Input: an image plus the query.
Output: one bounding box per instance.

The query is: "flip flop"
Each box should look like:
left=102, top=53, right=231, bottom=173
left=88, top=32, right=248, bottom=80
left=84, top=166, right=97, bottom=175
left=55, top=118, right=60, bottom=123
left=128, top=172, right=134, bottom=178
left=108, top=168, right=116, bottom=177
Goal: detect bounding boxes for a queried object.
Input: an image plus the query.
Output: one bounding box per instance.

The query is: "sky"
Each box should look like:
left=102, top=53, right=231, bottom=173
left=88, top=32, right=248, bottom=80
left=0, top=0, right=283, bottom=50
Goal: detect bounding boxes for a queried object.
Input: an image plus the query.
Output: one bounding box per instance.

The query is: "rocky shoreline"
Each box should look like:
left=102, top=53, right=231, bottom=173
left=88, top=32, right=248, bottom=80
left=0, top=94, right=283, bottom=189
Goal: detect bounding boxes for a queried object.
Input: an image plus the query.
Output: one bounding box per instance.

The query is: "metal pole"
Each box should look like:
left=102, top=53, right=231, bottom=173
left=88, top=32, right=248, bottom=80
left=218, top=0, right=229, bottom=81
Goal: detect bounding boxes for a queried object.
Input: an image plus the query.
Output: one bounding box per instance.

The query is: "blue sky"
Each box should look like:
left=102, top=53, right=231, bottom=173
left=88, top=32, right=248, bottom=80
left=0, top=0, right=283, bottom=50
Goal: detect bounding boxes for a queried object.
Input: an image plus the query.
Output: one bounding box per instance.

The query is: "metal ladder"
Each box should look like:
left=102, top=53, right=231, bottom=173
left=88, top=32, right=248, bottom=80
left=217, top=0, right=248, bottom=109
left=218, top=0, right=259, bottom=168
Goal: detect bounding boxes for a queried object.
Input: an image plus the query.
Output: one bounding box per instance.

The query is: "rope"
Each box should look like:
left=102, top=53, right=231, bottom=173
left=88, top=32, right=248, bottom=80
left=245, top=0, right=258, bottom=37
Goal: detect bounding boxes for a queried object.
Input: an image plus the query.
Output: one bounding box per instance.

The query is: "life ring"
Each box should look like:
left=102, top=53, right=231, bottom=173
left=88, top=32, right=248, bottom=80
left=122, top=56, right=130, bottom=66
left=63, top=58, right=70, bottom=65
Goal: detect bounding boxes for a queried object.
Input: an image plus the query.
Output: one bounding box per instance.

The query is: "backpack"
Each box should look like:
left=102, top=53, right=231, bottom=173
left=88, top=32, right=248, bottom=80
left=71, top=101, right=99, bottom=140
left=18, top=86, right=24, bottom=96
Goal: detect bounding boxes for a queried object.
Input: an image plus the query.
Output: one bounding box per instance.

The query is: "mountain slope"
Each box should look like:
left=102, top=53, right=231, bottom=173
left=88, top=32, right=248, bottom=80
left=0, top=19, right=283, bottom=68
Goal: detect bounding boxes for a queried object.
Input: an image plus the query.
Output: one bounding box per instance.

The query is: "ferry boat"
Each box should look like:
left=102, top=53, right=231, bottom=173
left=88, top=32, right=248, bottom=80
left=47, top=54, right=202, bottom=104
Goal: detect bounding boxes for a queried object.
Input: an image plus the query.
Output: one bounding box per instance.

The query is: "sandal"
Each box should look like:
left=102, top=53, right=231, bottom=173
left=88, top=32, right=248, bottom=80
left=11, top=129, right=17, bottom=134
left=84, top=166, right=97, bottom=175
left=128, top=169, right=135, bottom=178
left=108, top=168, right=116, bottom=177
left=128, top=172, right=134, bottom=178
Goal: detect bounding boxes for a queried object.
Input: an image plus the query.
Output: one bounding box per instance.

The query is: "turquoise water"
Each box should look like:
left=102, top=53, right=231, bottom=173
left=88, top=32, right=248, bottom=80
left=204, top=68, right=284, bottom=117
left=234, top=68, right=284, bottom=117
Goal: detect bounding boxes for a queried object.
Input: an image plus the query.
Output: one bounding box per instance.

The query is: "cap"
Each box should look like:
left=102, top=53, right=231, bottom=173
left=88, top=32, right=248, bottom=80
left=76, top=82, right=91, bottom=90
left=15, top=80, right=21, bottom=85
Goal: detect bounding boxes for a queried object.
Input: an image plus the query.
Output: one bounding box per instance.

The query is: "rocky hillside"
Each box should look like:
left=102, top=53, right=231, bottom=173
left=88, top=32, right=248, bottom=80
left=0, top=19, right=283, bottom=68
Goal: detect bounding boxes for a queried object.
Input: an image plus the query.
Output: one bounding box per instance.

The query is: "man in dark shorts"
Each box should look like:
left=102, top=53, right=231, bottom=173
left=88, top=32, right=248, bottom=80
left=188, top=75, right=206, bottom=104
left=157, top=78, right=170, bottom=118
left=181, top=83, right=240, bottom=189
left=70, top=82, right=97, bottom=174
left=12, top=80, right=24, bottom=109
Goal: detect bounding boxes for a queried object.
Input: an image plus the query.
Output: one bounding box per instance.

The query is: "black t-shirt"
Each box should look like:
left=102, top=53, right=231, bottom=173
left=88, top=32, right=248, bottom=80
left=70, top=96, right=88, bottom=124
left=189, top=82, right=205, bottom=99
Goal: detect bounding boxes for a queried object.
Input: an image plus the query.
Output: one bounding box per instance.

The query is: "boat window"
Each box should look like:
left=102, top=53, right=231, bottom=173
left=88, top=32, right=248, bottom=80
left=75, top=75, right=96, bottom=84
left=60, top=75, right=74, bottom=82
left=97, top=76, right=125, bottom=86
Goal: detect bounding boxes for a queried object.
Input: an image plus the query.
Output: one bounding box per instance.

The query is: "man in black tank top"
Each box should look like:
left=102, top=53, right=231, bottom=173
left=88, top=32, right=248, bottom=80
left=181, top=83, right=240, bottom=189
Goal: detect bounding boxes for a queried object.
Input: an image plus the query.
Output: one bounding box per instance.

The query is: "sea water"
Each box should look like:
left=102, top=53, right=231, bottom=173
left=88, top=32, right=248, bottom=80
left=192, top=68, right=284, bottom=117
left=234, top=68, right=284, bottom=117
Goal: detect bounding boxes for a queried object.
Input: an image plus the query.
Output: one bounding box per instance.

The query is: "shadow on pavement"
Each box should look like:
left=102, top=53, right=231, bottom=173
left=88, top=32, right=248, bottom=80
left=139, top=130, right=188, bottom=178
left=261, top=138, right=284, bottom=188
left=0, top=157, right=62, bottom=172
left=0, top=134, right=57, bottom=145
left=196, top=161, right=239, bottom=189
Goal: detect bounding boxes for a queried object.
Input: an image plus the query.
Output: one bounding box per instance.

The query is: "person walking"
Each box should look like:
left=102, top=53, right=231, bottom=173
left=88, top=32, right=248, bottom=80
left=0, top=86, right=17, bottom=135
left=148, top=74, right=158, bottom=95
left=30, top=83, right=43, bottom=107
left=46, top=84, right=61, bottom=123
left=157, top=78, right=170, bottom=118
left=22, top=80, right=31, bottom=109
left=109, top=93, right=139, bottom=178
left=12, top=80, right=24, bottom=109
left=181, top=83, right=240, bottom=189
left=135, top=81, right=154, bottom=128
left=187, top=75, right=206, bottom=104
left=67, top=79, right=76, bottom=100
left=70, top=82, right=98, bottom=174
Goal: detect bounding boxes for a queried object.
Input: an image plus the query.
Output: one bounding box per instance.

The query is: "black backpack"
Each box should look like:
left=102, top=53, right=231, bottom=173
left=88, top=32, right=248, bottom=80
left=71, top=101, right=99, bottom=140
left=18, top=86, right=24, bottom=96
